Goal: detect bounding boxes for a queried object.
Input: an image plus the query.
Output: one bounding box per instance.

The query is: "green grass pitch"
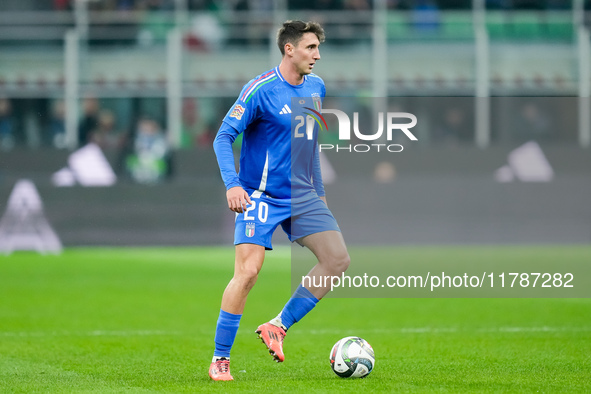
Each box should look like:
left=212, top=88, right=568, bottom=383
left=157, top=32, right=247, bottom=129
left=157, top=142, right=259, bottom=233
left=1, top=246, right=590, bottom=393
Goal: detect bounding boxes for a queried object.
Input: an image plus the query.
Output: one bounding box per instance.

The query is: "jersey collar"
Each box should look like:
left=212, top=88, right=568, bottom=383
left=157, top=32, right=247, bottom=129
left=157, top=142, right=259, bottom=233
left=275, top=66, right=307, bottom=88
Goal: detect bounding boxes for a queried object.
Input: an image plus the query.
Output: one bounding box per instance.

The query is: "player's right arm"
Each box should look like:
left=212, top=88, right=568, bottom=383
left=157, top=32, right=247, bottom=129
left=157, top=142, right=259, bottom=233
left=213, top=75, right=262, bottom=213
left=213, top=123, right=251, bottom=213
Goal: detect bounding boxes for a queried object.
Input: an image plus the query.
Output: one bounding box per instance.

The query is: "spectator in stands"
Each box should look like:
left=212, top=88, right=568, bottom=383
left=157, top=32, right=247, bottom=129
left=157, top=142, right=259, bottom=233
left=78, top=97, right=100, bottom=147
left=515, top=102, right=552, bottom=142
left=136, top=0, right=176, bottom=46
left=126, top=116, right=171, bottom=183
left=90, top=109, right=123, bottom=151
left=134, top=117, right=167, bottom=154
left=435, top=107, right=471, bottom=144
left=0, top=98, right=15, bottom=151
left=49, top=99, right=66, bottom=149
left=187, top=13, right=225, bottom=51
left=411, top=0, right=440, bottom=33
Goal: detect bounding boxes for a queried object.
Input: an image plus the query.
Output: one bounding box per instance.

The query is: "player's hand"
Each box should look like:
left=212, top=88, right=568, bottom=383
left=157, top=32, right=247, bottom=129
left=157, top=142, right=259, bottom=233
left=227, top=186, right=252, bottom=213
left=320, top=196, right=327, bottom=206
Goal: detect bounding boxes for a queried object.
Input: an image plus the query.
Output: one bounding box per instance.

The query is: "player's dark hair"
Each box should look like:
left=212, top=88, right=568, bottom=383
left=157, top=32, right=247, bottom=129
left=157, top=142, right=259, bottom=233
left=277, top=20, right=325, bottom=56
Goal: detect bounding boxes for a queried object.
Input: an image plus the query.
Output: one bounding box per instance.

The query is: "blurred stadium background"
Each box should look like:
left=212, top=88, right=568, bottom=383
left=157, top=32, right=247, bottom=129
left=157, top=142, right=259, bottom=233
left=1, top=0, right=590, bottom=248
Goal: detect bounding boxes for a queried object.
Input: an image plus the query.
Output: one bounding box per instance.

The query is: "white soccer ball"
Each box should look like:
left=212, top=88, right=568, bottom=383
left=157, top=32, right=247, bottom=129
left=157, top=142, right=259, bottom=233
left=330, top=336, right=375, bottom=378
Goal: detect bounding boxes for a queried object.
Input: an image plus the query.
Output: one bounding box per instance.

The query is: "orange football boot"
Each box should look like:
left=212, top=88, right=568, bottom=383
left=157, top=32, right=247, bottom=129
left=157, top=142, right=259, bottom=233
left=209, top=357, right=233, bottom=381
left=255, top=322, right=286, bottom=362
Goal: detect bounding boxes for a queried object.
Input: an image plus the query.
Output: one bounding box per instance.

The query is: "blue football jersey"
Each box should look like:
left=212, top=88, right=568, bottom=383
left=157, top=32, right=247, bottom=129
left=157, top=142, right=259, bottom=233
left=217, top=66, right=326, bottom=201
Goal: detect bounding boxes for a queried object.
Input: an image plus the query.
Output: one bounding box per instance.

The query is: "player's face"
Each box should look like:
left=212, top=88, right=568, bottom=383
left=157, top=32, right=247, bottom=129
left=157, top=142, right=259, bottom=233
left=291, top=32, right=321, bottom=76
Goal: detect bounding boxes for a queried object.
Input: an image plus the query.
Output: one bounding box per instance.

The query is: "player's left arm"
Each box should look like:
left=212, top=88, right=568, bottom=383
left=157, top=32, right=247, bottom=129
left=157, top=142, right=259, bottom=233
left=315, top=80, right=327, bottom=206
left=312, top=144, right=326, bottom=205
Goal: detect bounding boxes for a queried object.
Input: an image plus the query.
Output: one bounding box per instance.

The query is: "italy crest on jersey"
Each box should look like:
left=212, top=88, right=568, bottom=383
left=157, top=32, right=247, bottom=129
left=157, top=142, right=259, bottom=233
left=230, top=104, right=245, bottom=120
left=312, top=93, right=321, bottom=112
left=245, top=222, right=255, bottom=237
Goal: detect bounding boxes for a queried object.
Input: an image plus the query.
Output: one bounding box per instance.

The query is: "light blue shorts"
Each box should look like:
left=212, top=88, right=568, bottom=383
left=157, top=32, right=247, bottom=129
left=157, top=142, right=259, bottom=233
left=234, top=193, right=340, bottom=250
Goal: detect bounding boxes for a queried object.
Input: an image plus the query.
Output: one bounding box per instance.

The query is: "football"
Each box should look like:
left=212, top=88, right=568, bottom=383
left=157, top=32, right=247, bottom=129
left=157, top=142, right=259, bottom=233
left=330, top=336, right=375, bottom=378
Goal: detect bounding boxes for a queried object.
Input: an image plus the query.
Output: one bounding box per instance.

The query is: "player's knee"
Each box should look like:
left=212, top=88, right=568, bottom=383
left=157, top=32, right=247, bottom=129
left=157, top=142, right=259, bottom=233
left=235, top=266, right=260, bottom=285
left=331, top=252, right=350, bottom=274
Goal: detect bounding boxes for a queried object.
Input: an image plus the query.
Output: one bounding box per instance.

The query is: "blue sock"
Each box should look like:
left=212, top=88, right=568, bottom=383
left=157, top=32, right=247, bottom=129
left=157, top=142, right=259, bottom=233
left=279, top=285, right=319, bottom=331
left=213, top=309, right=242, bottom=358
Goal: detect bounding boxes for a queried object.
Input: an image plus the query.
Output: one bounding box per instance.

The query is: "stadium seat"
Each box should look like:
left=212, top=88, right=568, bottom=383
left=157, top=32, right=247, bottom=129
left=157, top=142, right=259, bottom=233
left=486, top=12, right=506, bottom=40
left=441, top=12, right=473, bottom=40
left=545, top=14, right=574, bottom=41
left=387, top=13, right=410, bottom=40
left=511, top=12, right=542, bottom=40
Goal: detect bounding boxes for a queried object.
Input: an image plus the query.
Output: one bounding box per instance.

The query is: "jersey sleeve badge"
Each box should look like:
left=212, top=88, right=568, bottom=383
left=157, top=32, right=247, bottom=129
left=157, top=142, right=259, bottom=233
left=230, top=104, right=245, bottom=120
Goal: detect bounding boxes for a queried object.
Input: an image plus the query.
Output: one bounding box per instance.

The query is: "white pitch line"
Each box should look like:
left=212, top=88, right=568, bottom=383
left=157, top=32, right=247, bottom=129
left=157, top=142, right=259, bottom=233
left=2, top=326, right=590, bottom=338
left=0, top=330, right=181, bottom=338
left=284, top=326, right=591, bottom=335
left=478, top=326, right=591, bottom=333
left=302, top=327, right=461, bottom=334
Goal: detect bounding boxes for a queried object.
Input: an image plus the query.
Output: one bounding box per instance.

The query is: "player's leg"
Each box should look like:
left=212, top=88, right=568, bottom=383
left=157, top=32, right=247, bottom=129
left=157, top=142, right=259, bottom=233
left=257, top=197, right=349, bottom=362
left=221, top=243, right=266, bottom=313
left=210, top=243, right=265, bottom=381
left=276, top=230, right=349, bottom=326
left=256, top=230, right=349, bottom=362
left=293, top=229, right=350, bottom=299
left=212, top=193, right=287, bottom=378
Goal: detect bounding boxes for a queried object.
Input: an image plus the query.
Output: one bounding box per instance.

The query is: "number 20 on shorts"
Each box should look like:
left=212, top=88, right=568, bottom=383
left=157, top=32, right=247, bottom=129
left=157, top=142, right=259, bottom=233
left=244, top=201, right=269, bottom=223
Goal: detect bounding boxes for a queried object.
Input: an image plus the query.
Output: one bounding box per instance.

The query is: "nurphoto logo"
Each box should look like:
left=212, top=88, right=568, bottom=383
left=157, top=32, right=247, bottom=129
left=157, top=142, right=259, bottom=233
left=319, top=109, right=418, bottom=153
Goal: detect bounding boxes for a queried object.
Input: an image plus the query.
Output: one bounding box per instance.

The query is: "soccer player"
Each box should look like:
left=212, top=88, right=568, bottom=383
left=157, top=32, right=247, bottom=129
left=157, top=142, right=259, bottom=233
left=209, top=20, right=350, bottom=381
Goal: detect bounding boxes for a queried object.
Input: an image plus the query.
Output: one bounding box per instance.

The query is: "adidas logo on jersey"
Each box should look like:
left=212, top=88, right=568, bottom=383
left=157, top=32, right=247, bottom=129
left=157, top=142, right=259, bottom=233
left=279, top=104, right=292, bottom=115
